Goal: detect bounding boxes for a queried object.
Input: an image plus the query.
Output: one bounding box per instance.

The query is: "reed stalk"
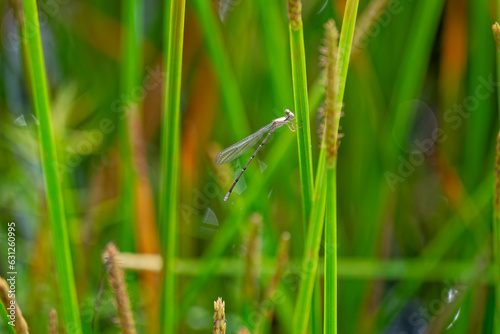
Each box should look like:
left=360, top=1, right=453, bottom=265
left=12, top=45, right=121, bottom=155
left=288, top=0, right=314, bottom=229
left=21, top=0, right=82, bottom=332
left=159, top=0, right=186, bottom=332
left=324, top=0, right=359, bottom=331
left=493, top=19, right=500, bottom=334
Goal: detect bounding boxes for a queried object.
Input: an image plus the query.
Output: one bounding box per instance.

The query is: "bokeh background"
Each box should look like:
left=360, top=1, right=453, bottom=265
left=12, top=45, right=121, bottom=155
left=0, top=0, right=498, bottom=333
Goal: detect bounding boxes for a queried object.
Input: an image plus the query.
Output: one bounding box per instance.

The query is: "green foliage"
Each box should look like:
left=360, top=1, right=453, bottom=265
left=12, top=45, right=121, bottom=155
left=0, top=0, right=498, bottom=333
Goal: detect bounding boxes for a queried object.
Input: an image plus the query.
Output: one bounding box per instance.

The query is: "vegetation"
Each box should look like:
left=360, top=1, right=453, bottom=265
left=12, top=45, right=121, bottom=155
left=0, top=0, right=498, bottom=333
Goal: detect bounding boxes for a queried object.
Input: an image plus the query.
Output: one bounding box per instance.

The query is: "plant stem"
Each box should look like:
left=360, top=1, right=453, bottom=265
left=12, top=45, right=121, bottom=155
left=160, top=0, right=186, bottom=332
left=292, top=146, right=327, bottom=334
left=324, top=0, right=359, bottom=331
left=21, top=0, right=82, bottom=332
left=494, top=132, right=500, bottom=333
left=493, top=19, right=500, bottom=334
left=324, top=168, right=337, bottom=334
left=288, top=0, right=315, bottom=231
left=190, top=0, right=250, bottom=140
left=119, top=0, right=143, bottom=252
left=494, top=0, right=500, bottom=327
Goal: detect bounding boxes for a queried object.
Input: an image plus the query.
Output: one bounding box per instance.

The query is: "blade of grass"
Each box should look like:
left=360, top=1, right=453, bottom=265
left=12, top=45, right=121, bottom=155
left=389, top=0, right=446, bottom=163
left=159, top=0, right=186, bottom=332
left=494, top=126, right=500, bottom=332
left=288, top=4, right=319, bottom=330
left=21, top=0, right=82, bottom=332
left=324, top=0, right=361, bottom=330
left=291, top=139, right=327, bottom=334
left=174, top=257, right=494, bottom=282
left=119, top=0, right=144, bottom=252
left=288, top=0, right=315, bottom=230
left=494, top=14, right=500, bottom=334
left=190, top=0, right=250, bottom=140
left=256, top=0, right=293, bottom=107
left=463, top=0, right=495, bottom=190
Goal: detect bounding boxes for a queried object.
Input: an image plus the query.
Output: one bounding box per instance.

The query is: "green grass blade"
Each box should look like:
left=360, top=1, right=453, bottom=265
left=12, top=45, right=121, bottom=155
left=324, top=167, right=338, bottom=334
left=288, top=0, right=315, bottom=230
left=159, top=0, right=186, bottom=332
left=463, top=0, right=495, bottom=189
left=256, top=0, right=293, bottom=106
left=292, top=145, right=327, bottom=334
left=494, top=64, right=500, bottom=334
left=190, top=0, right=250, bottom=140
left=21, top=0, right=82, bottom=332
left=323, top=1, right=360, bottom=331
left=119, top=0, right=144, bottom=252
left=495, top=9, right=500, bottom=333
left=389, top=0, right=446, bottom=160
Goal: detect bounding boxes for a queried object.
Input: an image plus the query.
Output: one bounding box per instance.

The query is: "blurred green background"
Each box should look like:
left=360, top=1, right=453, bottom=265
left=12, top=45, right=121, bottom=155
left=0, top=0, right=498, bottom=333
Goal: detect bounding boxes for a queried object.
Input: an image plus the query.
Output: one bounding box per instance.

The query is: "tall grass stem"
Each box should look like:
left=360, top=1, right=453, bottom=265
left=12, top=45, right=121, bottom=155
left=324, top=0, right=360, bottom=331
left=292, top=146, right=327, bottom=334
left=288, top=0, right=315, bottom=230
left=159, top=0, right=186, bottom=332
left=21, top=0, right=82, bottom=332
left=494, top=132, right=500, bottom=334
left=119, top=0, right=144, bottom=252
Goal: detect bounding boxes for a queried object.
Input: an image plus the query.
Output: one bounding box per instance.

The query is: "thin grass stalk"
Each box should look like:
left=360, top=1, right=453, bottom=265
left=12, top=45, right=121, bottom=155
left=322, top=19, right=340, bottom=334
left=288, top=0, right=315, bottom=230
left=159, top=0, right=186, bottom=332
left=292, top=143, right=327, bottom=334
left=389, top=0, right=446, bottom=161
left=492, top=19, right=500, bottom=334
left=497, top=0, right=500, bottom=127
left=494, top=35, right=500, bottom=332
left=495, top=23, right=500, bottom=129
left=463, top=0, right=495, bottom=189
left=190, top=0, right=250, bottom=140
left=7, top=0, right=32, bottom=93
left=288, top=3, right=320, bottom=331
left=119, top=0, right=143, bottom=252
left=20, top=0, right=82, bottom=332
left=173, top=256, right=493, bottom=281
left=324, top=0, right=359, bottom=331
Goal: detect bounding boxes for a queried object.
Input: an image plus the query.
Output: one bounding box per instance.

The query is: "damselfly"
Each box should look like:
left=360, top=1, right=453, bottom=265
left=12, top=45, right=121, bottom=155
left=215, top=109, right=296, bottom=202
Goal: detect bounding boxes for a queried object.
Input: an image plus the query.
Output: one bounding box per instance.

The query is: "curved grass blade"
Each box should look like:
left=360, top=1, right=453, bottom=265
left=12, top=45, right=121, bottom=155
left=215, top=123, right=273, bottom=165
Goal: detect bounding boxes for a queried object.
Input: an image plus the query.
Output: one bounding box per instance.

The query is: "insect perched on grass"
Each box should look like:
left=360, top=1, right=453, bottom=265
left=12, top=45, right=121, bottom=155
left=215, top=109, right=296, bottom=202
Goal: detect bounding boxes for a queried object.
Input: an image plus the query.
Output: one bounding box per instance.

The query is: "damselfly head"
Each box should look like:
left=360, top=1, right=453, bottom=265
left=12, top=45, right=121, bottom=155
left=285, top=109, right=295, bottom=120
